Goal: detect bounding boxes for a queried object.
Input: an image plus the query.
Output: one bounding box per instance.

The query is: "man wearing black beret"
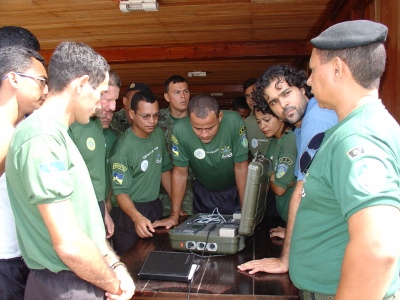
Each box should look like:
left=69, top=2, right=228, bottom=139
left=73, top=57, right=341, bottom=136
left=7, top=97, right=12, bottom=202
left=289, top=20, right=400, bottom=299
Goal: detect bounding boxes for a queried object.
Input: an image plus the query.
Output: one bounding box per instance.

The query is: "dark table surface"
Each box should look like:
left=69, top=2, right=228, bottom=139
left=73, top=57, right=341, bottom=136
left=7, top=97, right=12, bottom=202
left=121, top=216, right=299, bottom=300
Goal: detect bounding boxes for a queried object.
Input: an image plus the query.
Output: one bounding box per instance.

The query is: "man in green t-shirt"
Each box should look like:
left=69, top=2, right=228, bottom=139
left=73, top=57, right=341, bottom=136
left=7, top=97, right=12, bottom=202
left=69, top=70, right=121, bottom=239
left=290, top=20, right=400, bottom=299
left=154, top=94, right=249, bottom=230
left=110, top=90, right=172, bottom=256
left=6, top=42, right=134, bottom=300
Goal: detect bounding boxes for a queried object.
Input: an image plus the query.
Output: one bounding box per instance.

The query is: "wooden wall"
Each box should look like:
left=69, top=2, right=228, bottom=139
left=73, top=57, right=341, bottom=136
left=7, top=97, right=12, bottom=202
left=377, top=0, right=400, bottom=123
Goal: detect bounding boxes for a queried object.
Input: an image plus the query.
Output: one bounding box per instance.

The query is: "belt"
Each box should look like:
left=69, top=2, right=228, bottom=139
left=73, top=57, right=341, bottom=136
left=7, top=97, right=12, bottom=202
left=299, top=290, right=334, bottom=300
left=299, top=288, right=400, bottom=300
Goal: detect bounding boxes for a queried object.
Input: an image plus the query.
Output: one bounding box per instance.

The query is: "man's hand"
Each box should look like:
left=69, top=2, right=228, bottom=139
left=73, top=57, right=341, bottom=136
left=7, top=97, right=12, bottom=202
left=237, top=257, right=288, bottom=274
left=133, top=214, right=155, bottom=238
left=105, top=264, right=135, bottom=300
left=153, top=216, right=178, bottom=230
left=104, top=209, right=115, bottom=239
left=269, top=226, right=286, bottom=239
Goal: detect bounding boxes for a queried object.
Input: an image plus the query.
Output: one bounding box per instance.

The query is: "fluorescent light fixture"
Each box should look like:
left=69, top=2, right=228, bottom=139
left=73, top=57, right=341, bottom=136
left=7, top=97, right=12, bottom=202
left=120, top=0, right=159, bottom=12
left=187, top=71, right=207, bottom=77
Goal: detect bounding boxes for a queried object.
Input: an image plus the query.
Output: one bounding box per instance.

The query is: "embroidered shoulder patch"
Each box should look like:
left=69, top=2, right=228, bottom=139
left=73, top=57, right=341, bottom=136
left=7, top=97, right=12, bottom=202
left=279, top=157, right=293, bottom=165
left=347, top=146, right=364, bottom=159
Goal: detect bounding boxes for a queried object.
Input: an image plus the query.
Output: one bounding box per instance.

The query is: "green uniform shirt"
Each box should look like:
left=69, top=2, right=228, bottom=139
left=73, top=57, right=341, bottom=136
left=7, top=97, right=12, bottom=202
left=69, top=118, right=107, bottom=202
left=110, top=127, right=172, bottom=204
left=266, top=131, right=296, bottom=221
left=104, top=128, right=119, bottom=198
left=290, top=100, right=400, bottom=296
left=172, top=110, right=248, bottom=191
left=6, top=110, right=107, bottom=272
left=158, top=107, right=193, bottom=215
left=245, top=113, right=271, bottom=157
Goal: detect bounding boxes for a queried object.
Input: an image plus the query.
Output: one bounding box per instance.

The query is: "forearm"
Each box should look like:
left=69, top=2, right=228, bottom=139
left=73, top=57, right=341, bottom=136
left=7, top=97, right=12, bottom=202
left=116, top=193, right=141, bottom=222
left=55, top=232, right=120, bottom=294
left=279, top=180, right=303, bottom=266
left=234, top=161, right=249, bottom=207
left=161, top=170, right=172, bottom=199
left=170, top=168, right=187, bottom=221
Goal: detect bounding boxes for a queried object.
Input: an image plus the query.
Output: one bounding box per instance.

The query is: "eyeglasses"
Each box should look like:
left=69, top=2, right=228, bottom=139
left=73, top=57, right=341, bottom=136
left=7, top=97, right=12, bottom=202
left=136, top=112, right=159, bottom=121
left=299, top=132, right=325, bottom=174
left=15, top=72, right=47, bottom=87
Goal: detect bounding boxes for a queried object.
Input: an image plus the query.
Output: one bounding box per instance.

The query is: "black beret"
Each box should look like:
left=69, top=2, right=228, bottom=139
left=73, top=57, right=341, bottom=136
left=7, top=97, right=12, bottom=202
left=311, top=20, right=388, bottom=50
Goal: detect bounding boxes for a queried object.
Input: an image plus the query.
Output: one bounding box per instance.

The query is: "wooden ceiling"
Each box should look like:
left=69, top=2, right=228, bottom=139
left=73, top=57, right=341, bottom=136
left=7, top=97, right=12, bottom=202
left=1, top=0, right=352, bottom=108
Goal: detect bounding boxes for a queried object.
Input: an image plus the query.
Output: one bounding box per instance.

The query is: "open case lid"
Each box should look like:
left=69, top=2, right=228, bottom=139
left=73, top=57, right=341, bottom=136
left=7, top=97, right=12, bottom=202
left=238, top=153, right=272, bottom=236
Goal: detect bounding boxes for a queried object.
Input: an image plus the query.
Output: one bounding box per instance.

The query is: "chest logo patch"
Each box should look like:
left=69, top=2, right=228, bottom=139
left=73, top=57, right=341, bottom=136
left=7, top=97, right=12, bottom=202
left=86, top=137, right=96, bottom=151
left=194, top=148, right=205, bottom=159
left=251, top=138, right=258, bottom=149
left=221, top=146, right=233, bottom=159
left=141, top=160, right=149, bottom=172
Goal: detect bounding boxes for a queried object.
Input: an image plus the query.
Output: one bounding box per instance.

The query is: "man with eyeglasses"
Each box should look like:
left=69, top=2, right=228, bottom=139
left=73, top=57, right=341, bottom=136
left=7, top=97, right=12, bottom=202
left=0, top=47, right=47, bottom=175
left=110, top=90, right=172, bottom=256
left=243, top=78, right=271, bottom=158
left=0, top=26, right=46, bottom=300
left=237, top=65, right=337, bottom=274
left=110, top=82, right=153, bottom=135
left=157, top=75, right=194, bottom=217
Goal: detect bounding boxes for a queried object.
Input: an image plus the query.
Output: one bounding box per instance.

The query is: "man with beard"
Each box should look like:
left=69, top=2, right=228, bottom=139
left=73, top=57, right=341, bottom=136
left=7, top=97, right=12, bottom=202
left=238, top=65, right=337, bottom=273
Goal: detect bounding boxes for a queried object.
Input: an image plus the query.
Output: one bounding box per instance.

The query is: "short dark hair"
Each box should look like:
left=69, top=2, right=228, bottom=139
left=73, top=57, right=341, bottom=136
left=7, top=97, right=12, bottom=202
left=188, top=94, right=219, bottom=119
left=253, top=99, right=273, bottom=116
left=316, top=42, right=386, bottom=89
left=131, top=90, right=157, bottom=112
left=0, top=26, right=40, bottom=51
left=0, top=46, right=45, bottom=88
left=164, top=75, right=188, bottom=93
left=254, top=65, right=313, bottom=107
left=108, top=70, right=121, bottom=88
left=47, top=42, right=110, bottom=93
left=232, top=96, right=250, bottom=111
left=243, top=78, right=257, bottom=91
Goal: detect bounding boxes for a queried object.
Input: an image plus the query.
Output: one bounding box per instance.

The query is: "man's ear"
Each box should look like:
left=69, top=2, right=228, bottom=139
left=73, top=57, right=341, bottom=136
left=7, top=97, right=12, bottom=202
left=75, top=75, right=90, bottom=94
left=6, top=72, right=19, bottom=89
left=333, top=57, right=343, bottom=82
left=164, top=92, right=170, bottom=103
left=218, top=111, right=224, bottom=122
left=128, top=109, right=135, bottom=120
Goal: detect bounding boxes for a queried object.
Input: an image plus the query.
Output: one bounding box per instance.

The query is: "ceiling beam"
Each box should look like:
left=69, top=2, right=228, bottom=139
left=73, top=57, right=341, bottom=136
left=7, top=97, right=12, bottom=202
left=39, top=41, right=311, bottom=64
